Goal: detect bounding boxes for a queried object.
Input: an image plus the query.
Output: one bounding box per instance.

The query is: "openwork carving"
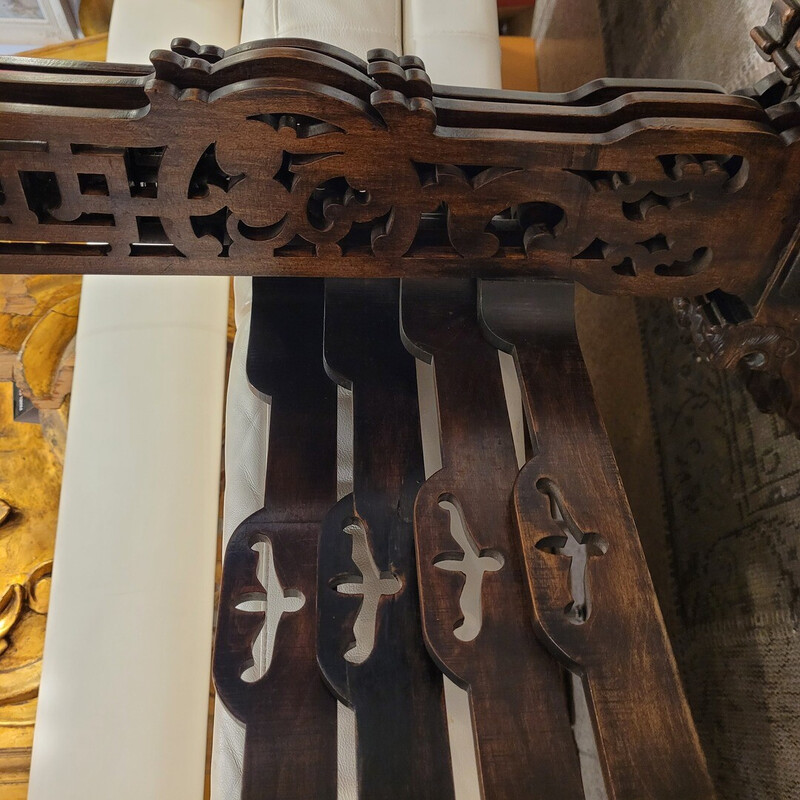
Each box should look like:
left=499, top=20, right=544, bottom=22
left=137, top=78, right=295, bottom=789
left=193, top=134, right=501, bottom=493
left=329, top=518, right=401, bottom=664
left=674, top=294, right=797, bottom=371
left=535, top=479, right=608, bottom=624
left=676, top=293, right=800, bottom=433
left=433, top=497, right=504, bottom=642
left=1, top=38, right=800, bottom=301
left=233, top=539, right=306, bottom=684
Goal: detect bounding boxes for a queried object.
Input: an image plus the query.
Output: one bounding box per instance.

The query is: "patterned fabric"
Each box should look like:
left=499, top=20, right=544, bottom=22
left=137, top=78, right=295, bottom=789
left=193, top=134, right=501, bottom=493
left=596, top=2, right=800, bottom=796
left=639, top=300, right=800, bottom=799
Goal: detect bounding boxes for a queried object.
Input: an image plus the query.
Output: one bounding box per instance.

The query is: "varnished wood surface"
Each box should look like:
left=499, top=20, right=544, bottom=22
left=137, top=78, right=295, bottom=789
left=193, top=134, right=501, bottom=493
left=212, top=278, right=720, bottom=798
left=480, top=279, right=716, bottom=799
left=401, top=279, right=585, bottom=800
left=317, top=279, right=454, bottom=799
left=0, top=37, right=799, bottom=309
left=213, top=278, right=338, bottom=800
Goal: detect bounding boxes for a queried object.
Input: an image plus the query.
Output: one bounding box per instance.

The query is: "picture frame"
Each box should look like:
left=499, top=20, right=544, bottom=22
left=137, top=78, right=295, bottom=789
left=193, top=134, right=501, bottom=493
left=0, top=0, right=79, bottom=46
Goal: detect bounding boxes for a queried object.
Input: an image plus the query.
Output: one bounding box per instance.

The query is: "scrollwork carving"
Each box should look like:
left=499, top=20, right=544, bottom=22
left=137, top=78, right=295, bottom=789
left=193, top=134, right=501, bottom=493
left=0, top=560, right=53, bottom=658
left=674, top=294, right=800, bottom=434
left=674, top=294, right=797, bottom=370
left=1, top=37, right=797, bottom=301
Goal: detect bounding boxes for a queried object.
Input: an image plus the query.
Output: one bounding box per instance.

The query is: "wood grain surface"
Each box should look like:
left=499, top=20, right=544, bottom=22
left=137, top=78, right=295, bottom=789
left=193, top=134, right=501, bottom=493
left=480, top=279, right=716, bottom=799
left=401, top=278, right=585, bottom=800
left=213, top=278, right=338, bottom=800
left=317, top=279, right=454, bottom=800
left=1, top=37, right=799, bottom=309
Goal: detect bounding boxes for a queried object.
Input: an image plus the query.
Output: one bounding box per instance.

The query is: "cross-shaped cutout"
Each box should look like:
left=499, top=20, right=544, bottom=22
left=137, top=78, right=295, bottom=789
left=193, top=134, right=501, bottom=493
left=235, top=539, right=305, bottom=682
left=434, top=496, right=504, bottom=642
left=330, top=518, right=401, bottom=665
left=535, top=478, right=609, bottom=624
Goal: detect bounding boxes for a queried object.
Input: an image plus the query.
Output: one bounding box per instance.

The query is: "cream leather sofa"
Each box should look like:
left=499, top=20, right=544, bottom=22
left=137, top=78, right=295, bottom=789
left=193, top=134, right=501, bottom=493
left=25, top=2, right=544, bottom=799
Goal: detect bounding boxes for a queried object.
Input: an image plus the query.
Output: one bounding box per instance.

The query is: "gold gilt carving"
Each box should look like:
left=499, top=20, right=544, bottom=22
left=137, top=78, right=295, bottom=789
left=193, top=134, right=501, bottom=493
left=0, top=378, right=63, bottom=797
left=0, top=274, right=79, bottom=798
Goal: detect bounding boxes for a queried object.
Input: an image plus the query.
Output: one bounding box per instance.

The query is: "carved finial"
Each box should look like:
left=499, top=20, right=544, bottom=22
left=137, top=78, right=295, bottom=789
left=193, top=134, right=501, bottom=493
left=367, top=48, right=433, bottom=99
left=169, top=38, right=225, bottom=64
left=149, top=39, right=226, bottom=86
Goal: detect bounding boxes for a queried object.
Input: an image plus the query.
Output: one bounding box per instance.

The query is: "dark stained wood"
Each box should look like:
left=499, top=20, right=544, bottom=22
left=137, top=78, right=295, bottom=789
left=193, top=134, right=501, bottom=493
left=753, top=0, right=800, bottom=83
left=400, top=278, right=585, bottom=800
left=213, top=277, right=338, bottom=800
left=480, top=279, right=716, bottom=800
left=0, top=38, right=799, bottom=309
left=317, top=279, right=454, bottom=800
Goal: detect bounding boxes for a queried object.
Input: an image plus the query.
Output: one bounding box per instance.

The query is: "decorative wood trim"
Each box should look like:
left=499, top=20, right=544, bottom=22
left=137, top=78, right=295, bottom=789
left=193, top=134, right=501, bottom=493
left=0, top=37, right=797, bottom=305
left=317, top=279, right=454, bottom=798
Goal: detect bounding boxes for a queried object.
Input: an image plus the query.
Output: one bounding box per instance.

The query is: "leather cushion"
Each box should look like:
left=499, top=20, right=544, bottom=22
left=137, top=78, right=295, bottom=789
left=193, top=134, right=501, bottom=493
left=403, top=0, right=502, bottom=89
left=241, top=0, right=402, bottom=55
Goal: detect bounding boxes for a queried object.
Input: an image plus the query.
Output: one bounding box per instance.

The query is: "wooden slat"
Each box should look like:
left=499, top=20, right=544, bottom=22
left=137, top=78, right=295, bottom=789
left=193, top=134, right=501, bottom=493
left=317, top=279, right=455, bottom=800
left=213, top=278, right=338, bottom=800
left=480, top=279, right=716, bottom=800
left=401, top=278, right=585, bottom=800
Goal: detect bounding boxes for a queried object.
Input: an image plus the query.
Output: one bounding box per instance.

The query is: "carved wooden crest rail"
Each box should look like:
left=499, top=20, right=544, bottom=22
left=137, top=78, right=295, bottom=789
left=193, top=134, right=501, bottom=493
left=2, top=26, right=800, bottom=425
left=0, top=37, right=791, bottom=295
left=5, top=6, right=800, bottom=798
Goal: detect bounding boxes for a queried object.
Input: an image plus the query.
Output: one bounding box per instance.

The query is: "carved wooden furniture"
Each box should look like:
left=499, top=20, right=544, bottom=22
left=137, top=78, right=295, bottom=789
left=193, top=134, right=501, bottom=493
left=3, top=6, right=800, bottom=796
left=214, top=278, right=338, bottom=800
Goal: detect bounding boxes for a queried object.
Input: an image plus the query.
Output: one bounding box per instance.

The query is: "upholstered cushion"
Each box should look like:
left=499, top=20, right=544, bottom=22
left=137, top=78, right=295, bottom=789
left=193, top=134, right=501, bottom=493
left=241, top=0, right=401, bottom=54
left=403, top=0, right=502, bottom=88
left=107, top=0, right=242, bottom=61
